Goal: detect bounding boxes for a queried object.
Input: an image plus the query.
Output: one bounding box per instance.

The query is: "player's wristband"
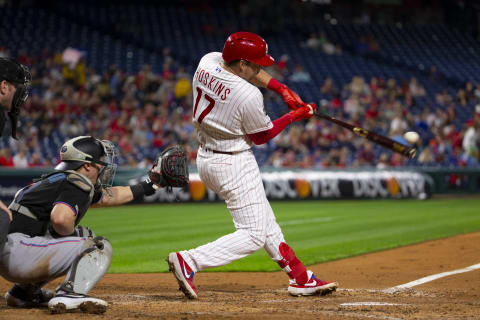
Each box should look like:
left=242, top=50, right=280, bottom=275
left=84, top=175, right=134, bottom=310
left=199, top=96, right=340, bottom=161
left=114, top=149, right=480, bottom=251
left=267, top=78, right=283, bottom=94
left=130, top=180, right=156, bottom=201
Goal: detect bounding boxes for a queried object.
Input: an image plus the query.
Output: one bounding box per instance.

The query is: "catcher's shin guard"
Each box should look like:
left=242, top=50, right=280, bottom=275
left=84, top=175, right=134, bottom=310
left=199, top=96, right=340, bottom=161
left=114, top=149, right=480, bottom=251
left=277, top=242, right=309, bottom=285
left=58, top=236, right=112, bottom=295
left=0, top=209, right=10, bottom=252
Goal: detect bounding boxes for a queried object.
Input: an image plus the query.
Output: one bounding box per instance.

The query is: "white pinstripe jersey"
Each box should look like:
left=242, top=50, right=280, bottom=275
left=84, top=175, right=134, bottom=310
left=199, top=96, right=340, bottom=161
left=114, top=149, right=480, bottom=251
left=192, top=52, right=273, bottom=152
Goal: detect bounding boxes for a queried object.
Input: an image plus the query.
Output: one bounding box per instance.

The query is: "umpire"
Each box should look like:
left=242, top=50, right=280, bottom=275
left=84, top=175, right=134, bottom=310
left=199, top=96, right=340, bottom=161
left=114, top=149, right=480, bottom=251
left=0, top=57, right=31, bottom=254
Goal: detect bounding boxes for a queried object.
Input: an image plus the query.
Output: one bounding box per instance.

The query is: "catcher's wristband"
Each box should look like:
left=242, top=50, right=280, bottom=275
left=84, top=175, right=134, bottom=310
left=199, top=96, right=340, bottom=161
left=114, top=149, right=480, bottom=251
left=130, top=180, right=156, bottom=201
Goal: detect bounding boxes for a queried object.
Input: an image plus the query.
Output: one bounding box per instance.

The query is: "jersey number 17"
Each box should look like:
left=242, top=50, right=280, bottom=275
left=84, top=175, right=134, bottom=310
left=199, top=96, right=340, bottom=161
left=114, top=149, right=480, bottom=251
left=193, top=87, right=216, bottom=124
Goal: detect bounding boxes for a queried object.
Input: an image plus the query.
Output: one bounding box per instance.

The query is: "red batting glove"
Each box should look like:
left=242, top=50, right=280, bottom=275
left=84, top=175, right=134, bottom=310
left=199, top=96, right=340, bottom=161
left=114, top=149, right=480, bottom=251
left=288, top=103, right=316, bottom=122
left=267, top=78, right=307, bottom=110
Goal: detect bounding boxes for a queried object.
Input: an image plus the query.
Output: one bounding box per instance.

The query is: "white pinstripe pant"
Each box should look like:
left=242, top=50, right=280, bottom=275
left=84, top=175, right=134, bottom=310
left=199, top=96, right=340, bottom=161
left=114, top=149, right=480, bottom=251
left=181, top=147, right=285, bottom=272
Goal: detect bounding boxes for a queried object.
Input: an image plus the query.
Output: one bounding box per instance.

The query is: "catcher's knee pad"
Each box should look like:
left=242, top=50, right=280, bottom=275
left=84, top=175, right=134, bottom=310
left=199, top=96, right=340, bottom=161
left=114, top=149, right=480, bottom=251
left=60, top=236, right=112, bottom=294
left=277, top=242, right=308, bottom=285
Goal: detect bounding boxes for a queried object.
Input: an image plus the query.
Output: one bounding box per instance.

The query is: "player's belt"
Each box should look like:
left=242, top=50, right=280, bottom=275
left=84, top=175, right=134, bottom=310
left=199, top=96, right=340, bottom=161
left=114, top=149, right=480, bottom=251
left=8, top=202, right=38, bottom=221
left=201, top=145, right=235, bottom=155
left=205, top=148, right=234, bottom=155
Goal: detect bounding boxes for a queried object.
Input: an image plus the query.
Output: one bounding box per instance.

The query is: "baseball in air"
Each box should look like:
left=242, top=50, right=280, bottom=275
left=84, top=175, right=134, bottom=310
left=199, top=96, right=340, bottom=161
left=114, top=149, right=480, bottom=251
left=404, top=131, right=420, bottom=145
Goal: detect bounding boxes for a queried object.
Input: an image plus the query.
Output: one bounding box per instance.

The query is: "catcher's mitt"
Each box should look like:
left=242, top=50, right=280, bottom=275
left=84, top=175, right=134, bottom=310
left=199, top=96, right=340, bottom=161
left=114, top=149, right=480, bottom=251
left=149, top=145, right=189, bottom=188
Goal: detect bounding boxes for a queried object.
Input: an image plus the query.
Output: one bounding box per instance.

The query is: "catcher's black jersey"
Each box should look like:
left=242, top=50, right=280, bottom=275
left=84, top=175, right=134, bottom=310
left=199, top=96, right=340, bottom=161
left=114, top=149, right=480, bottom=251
left=9, top=171, right=102, bottom=237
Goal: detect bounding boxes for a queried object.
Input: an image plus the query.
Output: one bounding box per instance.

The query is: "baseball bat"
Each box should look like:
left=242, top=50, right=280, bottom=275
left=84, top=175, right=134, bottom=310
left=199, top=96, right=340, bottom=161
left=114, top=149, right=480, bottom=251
left=313, top=111, right=417, bottom=159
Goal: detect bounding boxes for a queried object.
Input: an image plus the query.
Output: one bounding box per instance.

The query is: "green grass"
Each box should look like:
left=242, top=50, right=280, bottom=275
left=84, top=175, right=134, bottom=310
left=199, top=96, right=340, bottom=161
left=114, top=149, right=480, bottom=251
left=81, top=199, right=480, bottom=273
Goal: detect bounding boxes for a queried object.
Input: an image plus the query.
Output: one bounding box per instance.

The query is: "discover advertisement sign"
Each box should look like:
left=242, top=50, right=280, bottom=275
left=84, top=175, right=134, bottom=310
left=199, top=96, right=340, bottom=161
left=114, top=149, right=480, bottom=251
left=136, top=170, right=433, bottom=203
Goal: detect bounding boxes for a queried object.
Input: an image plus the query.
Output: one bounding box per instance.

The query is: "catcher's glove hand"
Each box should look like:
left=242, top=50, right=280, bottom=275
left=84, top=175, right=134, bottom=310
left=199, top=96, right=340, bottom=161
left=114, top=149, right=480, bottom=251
left=149, top=145, right=189, bottom=188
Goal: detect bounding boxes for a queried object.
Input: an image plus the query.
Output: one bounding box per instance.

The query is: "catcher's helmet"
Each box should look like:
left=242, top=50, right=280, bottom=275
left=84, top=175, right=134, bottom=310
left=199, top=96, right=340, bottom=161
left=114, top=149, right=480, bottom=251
left=222, top=32, right=274, bottom=67
left=55, top=136, right=117, bottom=188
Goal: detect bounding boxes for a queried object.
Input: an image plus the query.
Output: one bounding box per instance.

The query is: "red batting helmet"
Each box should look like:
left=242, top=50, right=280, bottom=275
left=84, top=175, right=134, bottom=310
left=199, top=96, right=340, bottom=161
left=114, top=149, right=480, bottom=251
left=222, top=32, right=274, bottom=67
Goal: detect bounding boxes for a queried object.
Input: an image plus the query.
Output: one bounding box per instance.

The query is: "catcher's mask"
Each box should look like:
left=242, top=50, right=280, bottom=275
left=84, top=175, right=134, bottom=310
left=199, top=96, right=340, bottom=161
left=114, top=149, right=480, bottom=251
left=0, top=58, right=31, bottom=139
left=55, top=136, right=118, bottom=189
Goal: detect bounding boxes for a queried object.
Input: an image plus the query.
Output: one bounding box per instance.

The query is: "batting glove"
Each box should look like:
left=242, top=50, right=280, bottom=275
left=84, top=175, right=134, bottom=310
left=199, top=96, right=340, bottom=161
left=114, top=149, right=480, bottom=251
left=267, top=78, right=307, bottom=110
left=279, top=84, right=308, bottom=110
left=289, top=103, right=316, bottom=122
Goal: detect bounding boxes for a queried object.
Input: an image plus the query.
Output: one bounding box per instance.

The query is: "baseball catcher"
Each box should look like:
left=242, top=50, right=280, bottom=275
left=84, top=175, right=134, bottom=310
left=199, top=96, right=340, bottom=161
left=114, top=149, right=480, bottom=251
left=0, top=136, right=188, bottom=314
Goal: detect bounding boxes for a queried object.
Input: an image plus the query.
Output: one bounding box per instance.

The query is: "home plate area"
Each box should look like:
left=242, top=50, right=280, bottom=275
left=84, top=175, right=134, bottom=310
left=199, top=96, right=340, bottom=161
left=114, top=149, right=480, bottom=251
left=0, top=232, right=479, bottom=319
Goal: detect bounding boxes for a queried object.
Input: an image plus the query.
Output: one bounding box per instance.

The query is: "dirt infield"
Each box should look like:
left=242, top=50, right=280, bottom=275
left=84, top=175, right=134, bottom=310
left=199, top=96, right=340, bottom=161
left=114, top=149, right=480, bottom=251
left=1, top=232, right=479, bottom=320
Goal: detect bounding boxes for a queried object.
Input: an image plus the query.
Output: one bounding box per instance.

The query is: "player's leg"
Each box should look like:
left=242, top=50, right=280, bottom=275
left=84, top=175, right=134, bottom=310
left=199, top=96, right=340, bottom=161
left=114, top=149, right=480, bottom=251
left=167, top=150, right=270, bottom=298
left=263, top=212, right=307, bottom=283
left=48, top=236, right=112, bottom=314
left=1, top=232, right=111, bottom=313
left=167, top=226, right=266, bottom=299
left=263, top=207, right=338, bottom=296
left=4, top=282, right=53, bottom=308
left=1, top=232, right=86, bottom=308
left=182, top=151, right=270, bottom=268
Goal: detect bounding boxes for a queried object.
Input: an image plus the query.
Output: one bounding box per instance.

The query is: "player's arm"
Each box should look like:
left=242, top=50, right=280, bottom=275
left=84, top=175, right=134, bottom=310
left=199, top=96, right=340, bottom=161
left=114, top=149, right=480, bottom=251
left=0, top=200, right=12, bottom=221
left=50, top=203, right=76, bottom=236
left=93, top=146, right=189, bottom=207
left=248, top=104, right=316, bottom=145
left=92, top=184, right=153, bottom=207
left=249, top=69, right=273, bottom=87
left=242, top=90, right=316, bottom=145
left=251, top=70, right=307, bottom=110
left=50, top=181, right=92, bottom=236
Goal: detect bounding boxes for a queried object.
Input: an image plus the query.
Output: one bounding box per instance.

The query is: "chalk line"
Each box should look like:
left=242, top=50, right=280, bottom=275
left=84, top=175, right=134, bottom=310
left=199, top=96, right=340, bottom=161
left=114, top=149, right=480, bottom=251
left=341, top=302, right=405, bottom=306
left=384, top=263, right=480, bottom=293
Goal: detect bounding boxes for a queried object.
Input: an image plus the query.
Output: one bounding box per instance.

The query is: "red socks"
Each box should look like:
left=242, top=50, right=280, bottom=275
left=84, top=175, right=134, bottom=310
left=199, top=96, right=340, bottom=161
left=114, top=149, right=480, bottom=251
left=277, top=242, right=309, bottom=285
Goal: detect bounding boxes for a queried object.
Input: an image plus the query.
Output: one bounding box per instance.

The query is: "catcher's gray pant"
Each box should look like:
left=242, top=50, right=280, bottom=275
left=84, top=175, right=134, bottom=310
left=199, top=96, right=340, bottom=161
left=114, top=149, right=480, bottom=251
left=0, top=232, right=89, bottom=285
left=181, top=148, right=286, bottom=272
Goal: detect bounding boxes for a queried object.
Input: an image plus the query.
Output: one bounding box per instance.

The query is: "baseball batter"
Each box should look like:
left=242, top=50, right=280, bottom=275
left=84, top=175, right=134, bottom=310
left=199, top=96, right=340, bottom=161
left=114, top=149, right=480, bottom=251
left=167, top=32, right=338, bottom=298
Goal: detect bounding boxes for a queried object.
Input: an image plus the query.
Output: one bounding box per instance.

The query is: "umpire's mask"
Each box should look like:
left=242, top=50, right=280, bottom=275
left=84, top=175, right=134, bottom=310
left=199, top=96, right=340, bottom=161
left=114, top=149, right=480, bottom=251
left=0, top=58, right=31, bottom=139
left=55, top=136, right=118, bottom=189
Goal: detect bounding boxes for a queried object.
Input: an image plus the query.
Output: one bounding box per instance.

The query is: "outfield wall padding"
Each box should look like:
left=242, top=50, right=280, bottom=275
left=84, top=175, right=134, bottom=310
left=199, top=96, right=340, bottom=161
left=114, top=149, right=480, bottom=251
left=2, top=167, right=467, bottom=204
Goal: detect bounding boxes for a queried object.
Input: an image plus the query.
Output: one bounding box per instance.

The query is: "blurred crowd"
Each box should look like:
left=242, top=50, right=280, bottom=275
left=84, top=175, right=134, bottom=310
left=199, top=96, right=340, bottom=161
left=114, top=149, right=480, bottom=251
left=0, top=48, right=479, bottom=169
left=0, top=48, right=195, bottom=169
left=260, top=53, right=480, bottom=169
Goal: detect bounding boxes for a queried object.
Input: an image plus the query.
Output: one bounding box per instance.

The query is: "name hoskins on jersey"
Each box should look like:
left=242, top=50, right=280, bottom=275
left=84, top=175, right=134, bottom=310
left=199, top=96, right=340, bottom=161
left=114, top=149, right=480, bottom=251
left=194, top=68, right=231, bottom=101
left=192, top=52, right=272, bottom=153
